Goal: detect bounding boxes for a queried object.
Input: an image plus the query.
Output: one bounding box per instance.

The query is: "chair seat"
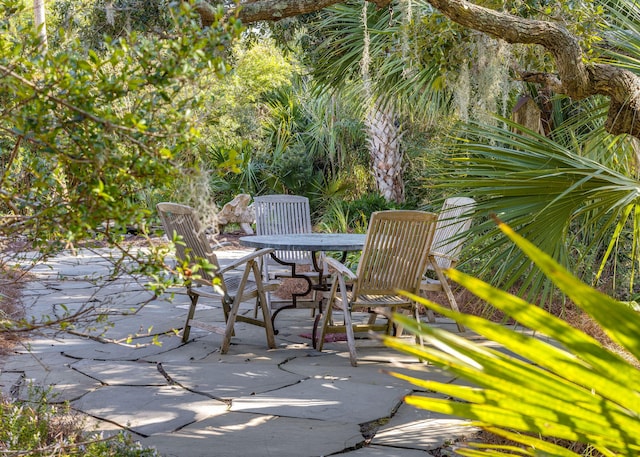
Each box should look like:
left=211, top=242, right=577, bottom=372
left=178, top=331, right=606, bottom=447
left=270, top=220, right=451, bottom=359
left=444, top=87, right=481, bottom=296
left=191, top=276, right=279, bottom=299
left=340, top=292, right=414, bottom=308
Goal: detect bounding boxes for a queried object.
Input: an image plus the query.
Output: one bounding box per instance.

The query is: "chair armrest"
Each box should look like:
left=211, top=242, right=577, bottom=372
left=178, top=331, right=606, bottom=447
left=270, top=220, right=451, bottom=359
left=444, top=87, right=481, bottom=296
left=323, top=256, right=357, bottom=280
left=218, top=248, right=275, bottom=274
left=429, top=250, right=455, bottom=261
left=212, top=241, right=232, bottom=249
left=426, top=252, right=459, bottom=271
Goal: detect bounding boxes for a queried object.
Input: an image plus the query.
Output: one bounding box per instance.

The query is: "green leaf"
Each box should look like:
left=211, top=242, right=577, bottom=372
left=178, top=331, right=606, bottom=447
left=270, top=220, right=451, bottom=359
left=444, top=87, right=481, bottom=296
left=387, top=220, right=640, bottom=456
left=495, top=219, right=640, bottom=361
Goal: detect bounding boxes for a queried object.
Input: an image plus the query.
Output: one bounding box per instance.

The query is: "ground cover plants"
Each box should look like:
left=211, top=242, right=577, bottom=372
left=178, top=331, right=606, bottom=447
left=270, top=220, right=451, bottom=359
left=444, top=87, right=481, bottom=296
left=0, top=393, right=159, bottom=456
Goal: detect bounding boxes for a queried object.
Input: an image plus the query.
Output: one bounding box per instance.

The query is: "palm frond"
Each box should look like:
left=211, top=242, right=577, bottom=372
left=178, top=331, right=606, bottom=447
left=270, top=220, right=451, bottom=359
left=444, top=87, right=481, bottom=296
left=440, top=118, right=640, bottom=301
left=597, top=0, right=640, bottom=74
left=384, top=221, right=640, bottom=456
left=309, top=1, right=449, bottom=122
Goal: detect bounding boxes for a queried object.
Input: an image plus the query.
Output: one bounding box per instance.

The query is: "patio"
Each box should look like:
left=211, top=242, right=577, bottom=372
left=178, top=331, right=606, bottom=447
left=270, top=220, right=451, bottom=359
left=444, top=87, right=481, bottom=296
left=0, top=247, right=479, bottom=457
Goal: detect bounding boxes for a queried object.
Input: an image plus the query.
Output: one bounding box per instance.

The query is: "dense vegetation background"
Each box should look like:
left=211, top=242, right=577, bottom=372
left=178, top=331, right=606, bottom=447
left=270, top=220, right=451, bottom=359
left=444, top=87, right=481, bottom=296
left=1, top=0, right=640, bottom=455
left=2, top=0, right=639, bottom=304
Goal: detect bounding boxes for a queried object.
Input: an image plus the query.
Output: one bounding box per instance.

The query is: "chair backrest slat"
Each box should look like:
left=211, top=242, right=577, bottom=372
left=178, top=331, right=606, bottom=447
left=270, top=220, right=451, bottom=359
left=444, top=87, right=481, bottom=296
left=254, top=195, right=313, bottom=265
left=354, top=210, right=437, bottom=296
left=157, top=202, right=223, bottom=288
left=432, top=197, right=475, bottom=269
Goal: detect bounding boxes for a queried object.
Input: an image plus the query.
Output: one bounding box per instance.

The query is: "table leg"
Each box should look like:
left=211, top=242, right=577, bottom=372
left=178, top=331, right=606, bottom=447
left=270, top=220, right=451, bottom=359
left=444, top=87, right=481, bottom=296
left=310, top=251, right=347, bottom=349
left=269, top=250, right=346, bottom=338
left=268, top=252, right=314, bottom=331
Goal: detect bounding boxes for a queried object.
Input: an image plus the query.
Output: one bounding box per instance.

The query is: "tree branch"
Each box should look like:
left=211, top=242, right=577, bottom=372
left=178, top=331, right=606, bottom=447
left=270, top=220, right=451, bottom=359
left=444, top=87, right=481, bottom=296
left=425, top=0, right=640, bottom=137
left=426, top=0, right=592, bottom=98
left=207, top=0, right=640, bottom=139
left=238, top=0, right=353, bottom=22
left=209, top=0, right=391, bottom=23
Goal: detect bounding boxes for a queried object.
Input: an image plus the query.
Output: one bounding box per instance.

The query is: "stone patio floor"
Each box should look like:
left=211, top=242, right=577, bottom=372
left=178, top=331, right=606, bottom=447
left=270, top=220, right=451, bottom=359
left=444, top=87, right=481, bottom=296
left=0, top=247, right=485, bottom=457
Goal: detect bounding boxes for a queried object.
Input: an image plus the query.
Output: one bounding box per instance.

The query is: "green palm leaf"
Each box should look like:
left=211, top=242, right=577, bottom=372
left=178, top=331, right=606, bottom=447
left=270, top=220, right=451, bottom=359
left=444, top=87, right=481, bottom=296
left=309, top=1, right=449, bottom=122
left=597, top=0, right=640, bottom=75
left=385, top=221, right=640, bottom=456
left=440, top=118, right=640, bottom=301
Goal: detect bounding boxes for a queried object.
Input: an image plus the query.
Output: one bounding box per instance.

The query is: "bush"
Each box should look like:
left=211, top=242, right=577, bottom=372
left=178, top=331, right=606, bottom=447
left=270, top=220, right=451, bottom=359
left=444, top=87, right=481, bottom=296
left=318, top=193, right=409, bottom=233
left=0, top=391, right=159, bottom=456
left=0, top=0, right=241, bottom=255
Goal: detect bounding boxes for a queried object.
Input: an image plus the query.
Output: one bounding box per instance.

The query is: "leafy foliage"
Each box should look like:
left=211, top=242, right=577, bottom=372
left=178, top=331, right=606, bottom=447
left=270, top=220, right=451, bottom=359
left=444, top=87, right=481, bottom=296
left=385, top=220, right=640, bottom=456
left=50, top=0, right=174, bottom=51
left=436, top=114, right=640, bottom=302
left=0, top=390, right=159, bottom=456
left=308, top=1, right=450, bottom=122
left=417, top=0, right=640, bottom=304
left=0, top=0, right=242, bottom=254
left=261, top=81, right=367, bottom=204
left=202, top=38, right=296, bottom=159
left=596, top=0, right=640, bottom=75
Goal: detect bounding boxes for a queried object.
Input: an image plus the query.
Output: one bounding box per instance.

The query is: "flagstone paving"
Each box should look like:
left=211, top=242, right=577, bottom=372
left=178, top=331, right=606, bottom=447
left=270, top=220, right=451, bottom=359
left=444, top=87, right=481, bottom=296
left=0, top=247, right=480, bottom=456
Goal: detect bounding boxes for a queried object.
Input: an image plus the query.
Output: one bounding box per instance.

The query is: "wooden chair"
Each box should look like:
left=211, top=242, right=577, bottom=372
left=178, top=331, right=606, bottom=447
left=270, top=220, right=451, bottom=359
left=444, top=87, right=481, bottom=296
left=156, top=202, right=277, bottom=354
left=315, top=210, right=438, bottom=366
left=253, top=194, right=325, bottom=315
left=421, top=197, right=475, bottom=332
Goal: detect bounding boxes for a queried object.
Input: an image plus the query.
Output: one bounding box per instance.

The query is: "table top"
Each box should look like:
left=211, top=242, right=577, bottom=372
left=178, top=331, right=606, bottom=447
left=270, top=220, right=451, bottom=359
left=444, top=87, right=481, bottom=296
left=239, top=233, right=366, bottom=251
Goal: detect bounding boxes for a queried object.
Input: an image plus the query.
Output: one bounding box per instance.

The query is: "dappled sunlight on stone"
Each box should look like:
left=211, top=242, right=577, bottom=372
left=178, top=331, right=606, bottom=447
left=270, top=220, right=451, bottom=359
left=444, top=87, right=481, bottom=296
left=2, top=247, right=478, bottom=456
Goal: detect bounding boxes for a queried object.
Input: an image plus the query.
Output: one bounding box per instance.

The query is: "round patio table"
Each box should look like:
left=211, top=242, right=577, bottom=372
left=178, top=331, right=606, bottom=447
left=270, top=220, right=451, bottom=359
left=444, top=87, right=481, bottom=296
left=239, top=233, right=366, bottom=253
left=239, top=233, right=366, bottom=339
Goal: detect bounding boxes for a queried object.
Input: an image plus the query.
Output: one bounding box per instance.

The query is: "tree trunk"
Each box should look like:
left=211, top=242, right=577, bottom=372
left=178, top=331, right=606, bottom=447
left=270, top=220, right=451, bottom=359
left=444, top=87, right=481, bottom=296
left=512, top=96, right=544, bottom=135
left=365, top=102, right=405, bottom=204
left=33, top=0, right=47, bottom=52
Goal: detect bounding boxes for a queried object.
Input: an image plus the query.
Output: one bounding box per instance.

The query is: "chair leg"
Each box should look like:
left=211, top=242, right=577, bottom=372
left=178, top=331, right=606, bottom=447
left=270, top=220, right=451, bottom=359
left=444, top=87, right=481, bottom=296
left=221, top=295, right=241, bottom=354
left=393, top=308, right=404, bottom=337
left=183, top=291, right=199, bottom=342
left=368, top=310, right=398, bottom=336
left=255, top=294, right=276, bottom=349
left=315, top=279, right=338, bottom=352
left=252, top=261, right=276, bottom=349
left=414, top=304, right=425, bottom=346
left=431, top=260, right=466, bottom=332
left=254, top=259, right=271, bottom=319
left=219, top=296, right=236, bottom=337
left=221, top=260, right=254, bottom=354
left=337, top=276, right=358, bottom=367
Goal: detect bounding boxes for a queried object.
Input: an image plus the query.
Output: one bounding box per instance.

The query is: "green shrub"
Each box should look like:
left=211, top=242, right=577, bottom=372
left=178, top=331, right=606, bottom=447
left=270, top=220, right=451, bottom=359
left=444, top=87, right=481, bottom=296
left=0, top=392, right=159, bottom=456
left=319, top=193, right=408, bottom=231
left=385, top=220, right=640, bottom=456
left=0, top=0, right=242, bottom=254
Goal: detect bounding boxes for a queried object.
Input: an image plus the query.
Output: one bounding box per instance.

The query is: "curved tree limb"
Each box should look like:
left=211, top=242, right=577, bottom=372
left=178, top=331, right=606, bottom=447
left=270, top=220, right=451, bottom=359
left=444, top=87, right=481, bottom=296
left=207, top=0, right=640, bottom=139
left=426, top=0, right=591, bottom=97
left=425, top=0, right=640, bottom=137
left=237, top=0, right=391, bottom=22
left=195, top=0, right=391, bottom=25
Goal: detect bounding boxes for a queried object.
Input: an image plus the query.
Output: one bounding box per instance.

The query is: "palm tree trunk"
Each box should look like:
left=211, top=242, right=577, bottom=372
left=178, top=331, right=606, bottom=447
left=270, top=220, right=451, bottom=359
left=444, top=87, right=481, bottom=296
left=365, top=101, right=405, bottom=204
